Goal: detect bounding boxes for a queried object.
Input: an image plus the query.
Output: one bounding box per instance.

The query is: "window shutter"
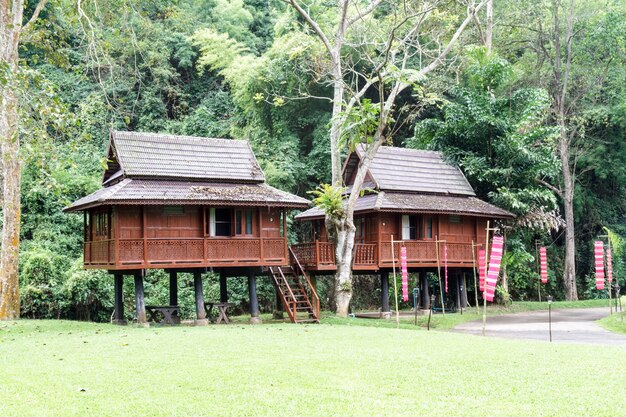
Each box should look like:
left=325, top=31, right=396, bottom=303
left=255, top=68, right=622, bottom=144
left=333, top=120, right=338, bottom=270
left=209, top=208, right=216, bottom=237
left=401, top=215, right=410, bottom=240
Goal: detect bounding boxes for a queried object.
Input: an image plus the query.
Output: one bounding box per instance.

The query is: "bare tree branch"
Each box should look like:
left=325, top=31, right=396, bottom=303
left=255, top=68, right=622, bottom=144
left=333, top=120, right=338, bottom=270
left=21, top=0, right=48, bottom=34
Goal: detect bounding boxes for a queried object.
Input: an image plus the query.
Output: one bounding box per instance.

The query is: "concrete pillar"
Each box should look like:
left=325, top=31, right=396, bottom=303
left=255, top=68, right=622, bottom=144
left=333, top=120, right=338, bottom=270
left=113, top=273, right=126, bottom=325
left=194, top=272, right=209, bottom=325
left=134, top=273, right=147, bottom=326
left=381, top=270, right=391, bottom=318
left=248, top=270, right=261, bottom=324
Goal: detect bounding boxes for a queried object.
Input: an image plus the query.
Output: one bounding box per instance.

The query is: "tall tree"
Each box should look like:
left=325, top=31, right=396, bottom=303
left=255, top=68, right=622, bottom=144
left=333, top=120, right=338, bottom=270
left=0, top=0, right=48, bottom=320
left=286, top=0, right=486, bottom=315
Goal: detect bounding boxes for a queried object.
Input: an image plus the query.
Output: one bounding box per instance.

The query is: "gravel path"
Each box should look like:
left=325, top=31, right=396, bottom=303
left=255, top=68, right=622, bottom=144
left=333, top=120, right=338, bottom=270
left=452, top=307, right=626, bottom=346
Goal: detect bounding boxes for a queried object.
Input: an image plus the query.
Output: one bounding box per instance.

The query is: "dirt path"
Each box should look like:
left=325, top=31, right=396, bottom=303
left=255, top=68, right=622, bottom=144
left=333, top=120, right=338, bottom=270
left=452, top=307, right=626, bottom=346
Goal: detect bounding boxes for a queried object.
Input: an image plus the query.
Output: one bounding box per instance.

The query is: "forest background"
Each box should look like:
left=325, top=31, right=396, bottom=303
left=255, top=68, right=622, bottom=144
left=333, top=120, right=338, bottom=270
left=4, top=0, right=626, bottom=321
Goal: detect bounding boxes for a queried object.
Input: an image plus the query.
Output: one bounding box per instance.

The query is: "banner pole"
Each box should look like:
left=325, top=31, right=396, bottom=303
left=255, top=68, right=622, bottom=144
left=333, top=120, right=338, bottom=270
left=471, top=240, right=479, bottom=314
left=391, top=235, right=400, bottom=328
left=536, top=240, right=542, bottom=302
left=435, top=235, right=445, bottom=316
left=482, top=221, right=490, bottom=337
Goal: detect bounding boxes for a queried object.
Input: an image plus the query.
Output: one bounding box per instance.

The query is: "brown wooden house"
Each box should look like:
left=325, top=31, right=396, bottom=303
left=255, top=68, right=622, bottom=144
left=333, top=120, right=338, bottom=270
left=65, top=131, right=315, bottom=325
left=293, top=145, right=513, bottom=313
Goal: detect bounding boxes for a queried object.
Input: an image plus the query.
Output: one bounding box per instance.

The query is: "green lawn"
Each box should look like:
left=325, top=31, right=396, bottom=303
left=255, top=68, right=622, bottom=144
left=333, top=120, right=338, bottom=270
left=597, top=311, right=626, bottom=335
left=1, top=320, right=625, bottom=416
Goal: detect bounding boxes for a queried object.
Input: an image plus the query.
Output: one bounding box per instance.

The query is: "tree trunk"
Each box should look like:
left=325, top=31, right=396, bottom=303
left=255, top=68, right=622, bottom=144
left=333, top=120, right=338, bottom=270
left=559, top=127, right=578, bottom=301
left=334, top=226, right=355, bottom=317
left=485, top=0, right=493, bottom=53
left=0, top=0, right=25, bottom=321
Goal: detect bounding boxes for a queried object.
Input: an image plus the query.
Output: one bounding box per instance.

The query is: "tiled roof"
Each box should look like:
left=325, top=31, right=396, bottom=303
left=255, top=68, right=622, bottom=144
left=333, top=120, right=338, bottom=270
left=295, top=191, right=513, bottom=220
left=64, top=179, right=310, bottom=212
left=107, top=131, right=265, bottom=183
left=352, top=145, right=475, bottom=196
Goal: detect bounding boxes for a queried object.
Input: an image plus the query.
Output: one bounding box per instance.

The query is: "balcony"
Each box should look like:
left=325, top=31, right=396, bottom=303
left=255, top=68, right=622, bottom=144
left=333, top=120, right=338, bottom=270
left=83, top=237, right=288, bottom=270
left=291, top=240, right=476, bottom=272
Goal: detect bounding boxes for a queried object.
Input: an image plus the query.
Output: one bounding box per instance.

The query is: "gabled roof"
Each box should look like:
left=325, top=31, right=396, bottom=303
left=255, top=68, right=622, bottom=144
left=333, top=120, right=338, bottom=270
left=64, top=179, right=310, bottom=212
left=104, top=131, right=265, bottom=184
left=295, top=191, right=514, bottom=220
left=346, top=145, right=475, bottom=196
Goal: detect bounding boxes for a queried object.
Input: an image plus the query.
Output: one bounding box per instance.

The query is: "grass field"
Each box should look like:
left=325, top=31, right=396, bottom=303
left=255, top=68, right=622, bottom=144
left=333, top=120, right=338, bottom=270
left=1, top=319, right=625, bottom=417
left=597, top=311, right=626, bottom=335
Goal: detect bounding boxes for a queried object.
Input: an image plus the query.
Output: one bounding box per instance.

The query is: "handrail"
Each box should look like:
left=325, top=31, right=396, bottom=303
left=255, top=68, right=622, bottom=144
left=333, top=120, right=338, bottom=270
left=289, top=246, right=320, bottom=319
left=278, top=266, right=298, bottom=321
left=269, top=267, right=295, bottom=323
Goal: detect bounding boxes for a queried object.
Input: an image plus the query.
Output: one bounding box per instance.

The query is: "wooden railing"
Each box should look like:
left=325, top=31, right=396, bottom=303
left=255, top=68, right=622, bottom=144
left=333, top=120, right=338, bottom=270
left=291, top=240, right=476, bottom=270
left=353, top=243, right=377, bottom=267
left=83, top=237, right=288, bottom=268
left=380, top=241, right=474, bottom=265
left=84, top=239, right=115, bottom=265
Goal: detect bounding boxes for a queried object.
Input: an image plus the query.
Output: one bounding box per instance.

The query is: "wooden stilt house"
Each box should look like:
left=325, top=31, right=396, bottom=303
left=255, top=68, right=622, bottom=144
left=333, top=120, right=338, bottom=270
left=65, top=131, right=317, bottom=325
left=293, top=145, right=514, bottom=313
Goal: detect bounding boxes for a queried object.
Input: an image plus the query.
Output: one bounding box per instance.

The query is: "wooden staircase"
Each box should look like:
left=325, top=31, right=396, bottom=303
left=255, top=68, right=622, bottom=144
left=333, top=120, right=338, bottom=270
left=269, top=248, right=320, bottom=324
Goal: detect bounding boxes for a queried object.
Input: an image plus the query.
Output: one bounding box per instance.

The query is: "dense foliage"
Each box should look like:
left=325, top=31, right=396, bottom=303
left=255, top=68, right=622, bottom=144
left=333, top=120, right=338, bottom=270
left=7, top=0, right=626, bottom=320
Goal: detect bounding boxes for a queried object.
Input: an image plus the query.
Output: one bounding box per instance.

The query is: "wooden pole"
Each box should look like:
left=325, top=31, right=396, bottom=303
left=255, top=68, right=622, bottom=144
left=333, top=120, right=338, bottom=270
left=607, top=239, right=613, bottom=314
left=219, top=269, right=228, bottom=303
left=471, top=241, right=479, bottom=314
left=435, top=235, right=445, bottom=315
left=113, top=273, right=126, bottom=325
left=391, top=235, right=400, bottom=328
left=169, top=271, right=178, bottom=306
left=381, top=270, right=391, bottom=318
left=536, top=239, right=542, bottom=302
left=482, top=221, right=490, bottom=337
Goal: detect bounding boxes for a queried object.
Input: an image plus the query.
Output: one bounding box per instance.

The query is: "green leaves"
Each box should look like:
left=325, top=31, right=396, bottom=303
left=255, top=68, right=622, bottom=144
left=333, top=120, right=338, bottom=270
left=308, top=184, right=347, bottom=218
left=337, top=99, right=382, bottom=152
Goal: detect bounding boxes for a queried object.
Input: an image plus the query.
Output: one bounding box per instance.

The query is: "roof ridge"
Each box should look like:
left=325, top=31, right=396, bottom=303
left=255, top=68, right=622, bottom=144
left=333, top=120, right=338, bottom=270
left=112, top=130, right=243, bottom=144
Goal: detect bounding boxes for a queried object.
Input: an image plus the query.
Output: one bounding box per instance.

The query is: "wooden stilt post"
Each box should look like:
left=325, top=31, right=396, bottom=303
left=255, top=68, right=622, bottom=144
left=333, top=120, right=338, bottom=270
left=113, top=273, right=126, bottom=325
left=422, top=273, right=430, bottom=310
left=169, top=271, right=178, bottom=306
left=391, top=235, right=400, bottom=328
left=248, top=269, right=261, bottom=324
left=219, top=269, right=228, bottom=303
left=134, top=272, right=147, bottom=326
left=482, top=221, right=490, bottom=336
left=381, top=270, right=391, bottom=319
left=462, top=272, right=468, bottom=308
left=194, top=271, right=208, bottom=326
left=456, top=272, right=461, bottom=310
left=471, top=240, right=479, bottom=314
left=435, top=235, right=445, bottom=315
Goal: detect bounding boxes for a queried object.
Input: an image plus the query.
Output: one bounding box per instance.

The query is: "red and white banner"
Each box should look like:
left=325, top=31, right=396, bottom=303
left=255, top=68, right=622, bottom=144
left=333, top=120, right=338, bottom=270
left=444, top=243, right=449, bottom=293
left=594, top=241, right=605, bottom=290
left=485, top=236, right=504, bottom=302
left=401, top=246, right=408, bottom=302
left=478, top=249, right=486, bottom=293
left=606, top=247, right=613, bottom=284
left=540, top=246, right=548, bottom=284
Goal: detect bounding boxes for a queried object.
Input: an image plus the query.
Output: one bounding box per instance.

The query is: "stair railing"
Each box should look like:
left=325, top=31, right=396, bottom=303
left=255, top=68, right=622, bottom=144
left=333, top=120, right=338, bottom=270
left=269, top=267, right=296, bottom=323
left=289, top=247, right=320, bottom=320
left=277, top=266, right=298, bottom=322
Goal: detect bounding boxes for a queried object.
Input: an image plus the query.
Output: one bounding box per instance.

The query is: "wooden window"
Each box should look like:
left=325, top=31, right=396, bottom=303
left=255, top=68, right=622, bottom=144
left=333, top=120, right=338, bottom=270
left=93, top=211, right=110, bottom=238
left=424, top=216, right=433, bottom=239
left=401, top=215, right=420, bottom=240
left=234, top=209, right=254, bottom=236
left=355, top=217, right=365, bottom=243
left=214, top=208, right=231, bottom=237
